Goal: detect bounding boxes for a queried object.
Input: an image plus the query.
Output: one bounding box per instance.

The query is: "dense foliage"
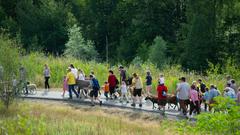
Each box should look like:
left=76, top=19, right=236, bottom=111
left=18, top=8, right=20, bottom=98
left=178, top=97, right=240, bottom=135
left=0, top=0, right=240, bottom=71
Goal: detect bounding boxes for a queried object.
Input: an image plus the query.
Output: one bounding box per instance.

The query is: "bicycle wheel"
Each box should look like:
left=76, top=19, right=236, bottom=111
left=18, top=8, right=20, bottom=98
left=30, top=88, right=37, bottom=95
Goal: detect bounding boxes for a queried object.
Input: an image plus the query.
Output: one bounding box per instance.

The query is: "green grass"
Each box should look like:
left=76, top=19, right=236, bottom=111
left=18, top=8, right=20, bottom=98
left=0, top=101, right=183, bottom=135
left=21, top=52, right=234, bottom=94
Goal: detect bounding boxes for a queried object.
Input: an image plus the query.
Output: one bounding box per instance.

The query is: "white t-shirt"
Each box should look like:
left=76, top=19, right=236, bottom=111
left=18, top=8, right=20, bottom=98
left=121, top=84, right=127, bottom=94
left=71, top=68, right=78, bottom=79
left=159, top=77, right=164, bottom=84
left=78, top=73, right=85, bottom=80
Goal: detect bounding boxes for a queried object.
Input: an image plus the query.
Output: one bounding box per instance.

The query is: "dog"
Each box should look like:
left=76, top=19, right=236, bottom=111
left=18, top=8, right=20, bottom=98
left=145, top=95, right=180, bottom=110
left=166, top=95, right=179, bottom=110
left=145, top=96, right=159, bottom=109
left=26, top=82, right=37, bottom=94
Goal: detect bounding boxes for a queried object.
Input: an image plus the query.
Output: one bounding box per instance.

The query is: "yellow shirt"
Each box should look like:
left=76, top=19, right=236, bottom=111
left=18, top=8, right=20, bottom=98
left=67, top=72, right=76, bottom=85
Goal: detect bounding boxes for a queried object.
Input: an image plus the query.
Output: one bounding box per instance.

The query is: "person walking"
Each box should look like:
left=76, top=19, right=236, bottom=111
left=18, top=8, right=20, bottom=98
left=66, top=68, right=79, bottom=99
left=89, top=75, right=102, bottom=106
left=209, top=84, right=220, bottom=111
left=119, top=66, right=127, bottom=84
left=176, top=77, right=190, bottom=116
left=62, top=76, right=68, bottom=97
left=108, top=70, right=118, bottom=99
left=70, top=64, right=78, bottom=79
left=145, top=71, right=152, bottom=95
left=44, top=64, right=50, bottom=92
left=120, top=81, right=129, bottom=103
left=189, top=85, right=200, bottom=118
left=157, top=81, right=168, bottom=115
left=131, top=73, right=143, bottom=107
left=102, top=81, right=110, bottom=100
left=203, top=87, right=210, bottom=111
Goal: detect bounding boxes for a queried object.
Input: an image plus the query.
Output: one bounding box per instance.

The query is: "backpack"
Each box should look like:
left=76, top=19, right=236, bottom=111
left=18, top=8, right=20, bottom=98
left=115, top=78, right=119, bottom=85
left=92, top=78, right=100, bottom=90
left=162, top=86, right=167, bottom=97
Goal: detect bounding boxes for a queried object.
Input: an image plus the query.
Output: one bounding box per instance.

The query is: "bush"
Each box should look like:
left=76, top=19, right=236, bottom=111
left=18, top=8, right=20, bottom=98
left=178, top=97, right=240, bottom=135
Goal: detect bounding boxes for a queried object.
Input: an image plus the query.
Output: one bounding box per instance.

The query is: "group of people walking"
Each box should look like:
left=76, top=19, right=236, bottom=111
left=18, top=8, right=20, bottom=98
left=176, top=76, right=240, bottom=117
left=43, top=64, right=240, bottom=116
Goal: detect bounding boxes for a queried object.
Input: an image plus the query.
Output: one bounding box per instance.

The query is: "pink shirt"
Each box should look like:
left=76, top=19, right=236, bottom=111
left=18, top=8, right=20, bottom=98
left=190, top=89, right=199, bottom=102
left=237, top=91, right=240, bottom=103
left=63, top=78, right=68, bottom=90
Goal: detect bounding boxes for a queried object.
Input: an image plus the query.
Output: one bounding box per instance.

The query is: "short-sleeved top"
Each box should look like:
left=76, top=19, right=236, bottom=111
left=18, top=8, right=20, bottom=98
left=132, top=77, right=143, bottom=89
left=190, top=89, right=199, bottom=102
left=71, top=68, right=78, bottom=79
left=120, top=70, right=126, bottom=82
left=103, top=84, right=109, bottom=92
left=44, top=68, right=50, bottom=77
left=209, top=88, right=220, bottom=100
left=78, top=73, right=85, bottom=80
left=177, top=82, right=190, bottom=100
left=157, top=84, right=168, bottom=100
left=146, top=75, right=152, bottom=86
left=199, top=83, right=206, bottom=93
left=67, top=72, right=76, bottom=85
left=203, top=91, right=210, bottom=101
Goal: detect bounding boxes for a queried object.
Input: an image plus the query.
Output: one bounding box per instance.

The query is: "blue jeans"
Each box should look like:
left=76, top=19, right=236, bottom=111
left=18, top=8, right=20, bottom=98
left=68, top=85, right=79, bottom=98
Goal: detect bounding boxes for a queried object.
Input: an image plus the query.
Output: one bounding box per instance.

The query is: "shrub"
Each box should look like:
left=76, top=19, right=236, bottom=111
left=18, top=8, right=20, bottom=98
left=178, top=97, right=240, bottom=135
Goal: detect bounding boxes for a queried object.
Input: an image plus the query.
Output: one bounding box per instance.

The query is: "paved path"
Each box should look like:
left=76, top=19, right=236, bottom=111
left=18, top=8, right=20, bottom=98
left=21, top=89, right=196, bottom=120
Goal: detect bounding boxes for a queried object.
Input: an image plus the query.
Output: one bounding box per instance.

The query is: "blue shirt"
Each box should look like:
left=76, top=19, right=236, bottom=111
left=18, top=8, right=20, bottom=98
left=203, top=91, right=210, bottom=101
left=224, top=91, right=236, bottom=99
left=209, top=88, right=219, bottom=100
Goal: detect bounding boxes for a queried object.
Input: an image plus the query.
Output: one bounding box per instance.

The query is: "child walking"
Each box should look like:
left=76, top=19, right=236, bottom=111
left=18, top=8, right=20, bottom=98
left=103, top=81, right=110, bottom=100
left=120, top=81, right=129, bottom=103
left=62, top=76, right=68, bottom=97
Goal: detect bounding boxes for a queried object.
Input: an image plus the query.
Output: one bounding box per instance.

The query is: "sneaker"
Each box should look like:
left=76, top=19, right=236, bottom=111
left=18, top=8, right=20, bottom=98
left=100, top=101, right=102, bottom=106
left=139, top=104, right=142, bottom=107
left=126, top=101, right=129, bottom=103
left=131, top=103, right=136, bottom=107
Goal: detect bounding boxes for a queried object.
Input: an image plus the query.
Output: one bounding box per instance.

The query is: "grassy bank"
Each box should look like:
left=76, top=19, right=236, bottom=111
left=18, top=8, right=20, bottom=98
left=21, top=52, right=234, bottom=93
left=0, top=101, right=182, bottom=135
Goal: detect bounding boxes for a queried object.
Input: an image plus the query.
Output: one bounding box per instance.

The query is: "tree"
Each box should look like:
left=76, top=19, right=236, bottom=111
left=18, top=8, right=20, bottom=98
left=64, top=24, right=98, bottom=60
left=0, top=34, right=20, bottom=108
left=149, top=36, right=167, bottom=68
left=181, top=0, right=218, bottom=71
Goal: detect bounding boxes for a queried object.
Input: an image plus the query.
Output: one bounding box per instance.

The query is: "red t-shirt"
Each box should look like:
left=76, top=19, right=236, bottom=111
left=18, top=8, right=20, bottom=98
left=108, top=74, right=117, bottom=87
left=157, top=85, right=168, bottom=100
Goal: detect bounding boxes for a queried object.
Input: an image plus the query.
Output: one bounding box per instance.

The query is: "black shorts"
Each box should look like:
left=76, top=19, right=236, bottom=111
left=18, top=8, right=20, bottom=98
left=133, top=88, right=142, bottom=97
left=158, top=99, right=167, bottom=106
left=90, top=90, right=98, bottom=97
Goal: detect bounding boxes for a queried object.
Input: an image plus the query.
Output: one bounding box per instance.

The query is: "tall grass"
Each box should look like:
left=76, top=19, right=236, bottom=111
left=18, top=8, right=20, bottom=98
left=21, top=52, right=238, bottom=93
left=0, top=101, right=180, bottom=135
